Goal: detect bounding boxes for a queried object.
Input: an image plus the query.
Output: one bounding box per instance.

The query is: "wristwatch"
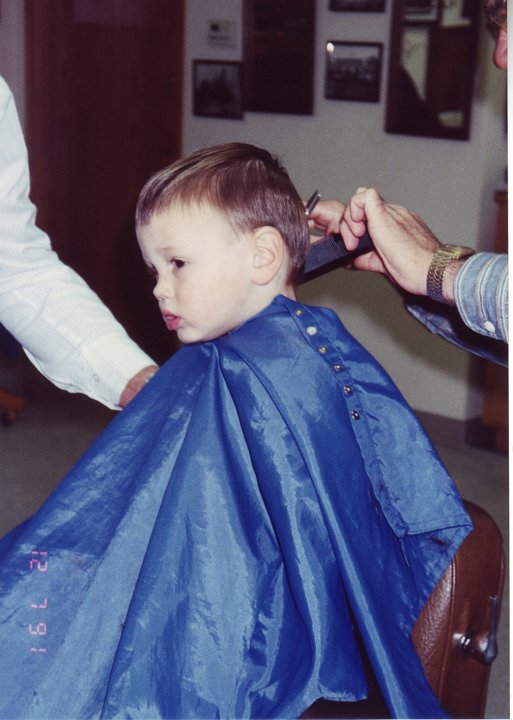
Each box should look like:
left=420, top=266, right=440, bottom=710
left=426, top=244, right=475, bottom=303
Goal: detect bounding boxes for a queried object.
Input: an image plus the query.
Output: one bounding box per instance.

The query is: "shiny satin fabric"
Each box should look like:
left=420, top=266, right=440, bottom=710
left=0, top=296, right=471, bottom=719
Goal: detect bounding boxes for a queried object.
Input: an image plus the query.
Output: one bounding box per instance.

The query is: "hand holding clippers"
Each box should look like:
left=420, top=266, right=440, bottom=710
left=301, top=190, right=374, bottom=284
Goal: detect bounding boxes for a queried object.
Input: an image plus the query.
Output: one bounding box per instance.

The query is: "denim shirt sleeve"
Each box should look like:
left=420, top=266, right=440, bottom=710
left=454, top=253, right=508, bottom=342
left=406, top=296, right=508, bottom=366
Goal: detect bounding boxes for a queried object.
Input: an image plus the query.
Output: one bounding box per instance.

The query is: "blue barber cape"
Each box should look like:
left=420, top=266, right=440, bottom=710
left=0, top=295, right=471, bottom=719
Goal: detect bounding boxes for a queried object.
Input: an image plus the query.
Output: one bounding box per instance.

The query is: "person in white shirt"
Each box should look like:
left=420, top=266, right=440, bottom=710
left=0, top=76, right=158, bottom=409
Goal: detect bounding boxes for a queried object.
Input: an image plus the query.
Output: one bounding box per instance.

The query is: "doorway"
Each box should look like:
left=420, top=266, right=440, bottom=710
left=24, top=0, right=184, bottom=362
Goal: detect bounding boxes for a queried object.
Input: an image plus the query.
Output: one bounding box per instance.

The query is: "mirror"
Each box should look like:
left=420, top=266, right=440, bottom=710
left=386, top=0, right=480, bottom=140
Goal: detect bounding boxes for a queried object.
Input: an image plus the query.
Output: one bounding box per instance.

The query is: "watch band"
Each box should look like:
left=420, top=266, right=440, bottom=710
left=426, top=245, right=474, bottom=303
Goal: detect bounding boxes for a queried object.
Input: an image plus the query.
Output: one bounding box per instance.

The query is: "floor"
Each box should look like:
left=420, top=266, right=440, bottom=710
left=1, top=354, right=509, bottom=719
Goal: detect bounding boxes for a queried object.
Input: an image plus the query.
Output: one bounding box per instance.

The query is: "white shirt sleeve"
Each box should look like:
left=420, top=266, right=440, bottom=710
left=0, top=76, right=155, bottom=409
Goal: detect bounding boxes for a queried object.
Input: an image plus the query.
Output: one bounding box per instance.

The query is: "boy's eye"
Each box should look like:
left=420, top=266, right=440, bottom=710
left=172, top=259, right=186, bottom=269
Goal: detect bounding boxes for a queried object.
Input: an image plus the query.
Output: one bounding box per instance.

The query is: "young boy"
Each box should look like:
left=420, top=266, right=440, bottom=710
left=0, top=143, right=470, bottom=719
left=135, top=142, right=307, bottom=345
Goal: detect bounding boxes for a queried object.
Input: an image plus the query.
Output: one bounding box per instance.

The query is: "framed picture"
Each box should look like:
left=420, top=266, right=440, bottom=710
left=243, top=0, right=315, bottom=114
left=193, top=60, right=243, bottom=119
left=404, top=0, right=439, bottom=23
left=329, top=0, right=385, bottom=11
left=325, top=41, right=383, bottom=102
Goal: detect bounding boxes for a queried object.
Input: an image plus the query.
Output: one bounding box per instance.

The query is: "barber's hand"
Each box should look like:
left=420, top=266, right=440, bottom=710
left=341, top=187, right=440, bottom=296
left=306, top=199, right=346, bottom=242
left=119, top=364, right=159, bottom=408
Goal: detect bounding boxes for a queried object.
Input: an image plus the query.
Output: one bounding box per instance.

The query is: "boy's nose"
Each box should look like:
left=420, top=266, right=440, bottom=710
left=153, top=276, right=174, bottom=301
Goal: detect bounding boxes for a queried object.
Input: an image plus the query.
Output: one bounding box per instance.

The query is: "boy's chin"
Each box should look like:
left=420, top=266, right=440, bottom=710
left=178, top=325, right=232, bottom=344
left=177, top=328, right=211, bottom=344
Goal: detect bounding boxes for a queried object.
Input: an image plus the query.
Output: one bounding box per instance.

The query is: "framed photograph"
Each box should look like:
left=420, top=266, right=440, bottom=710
left=243, top=0, right=315, bottom=114
left=193, top=60, right=243, bottom=119
left=325, top=41, right=383, bottom=102
left=404, top=0, right=439, bottom=23
left=329, top=0, right=385, bottom=11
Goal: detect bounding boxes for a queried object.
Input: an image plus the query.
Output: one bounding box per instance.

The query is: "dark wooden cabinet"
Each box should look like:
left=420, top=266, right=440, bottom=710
left=25, top=0, right=184, bottom=363
left=481, top=190, right=508, bottom=452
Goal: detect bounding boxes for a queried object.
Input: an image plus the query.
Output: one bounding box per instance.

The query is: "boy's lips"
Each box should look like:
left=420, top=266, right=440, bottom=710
left=162, top=313, right=181, bottom=331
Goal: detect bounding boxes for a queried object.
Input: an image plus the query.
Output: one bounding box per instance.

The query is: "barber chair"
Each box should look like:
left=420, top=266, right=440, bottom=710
left=0, top=327, right=25, bottom=425
left=304, top=500, right=505, bottom=719
left=0, top=388, right=25, bottom=425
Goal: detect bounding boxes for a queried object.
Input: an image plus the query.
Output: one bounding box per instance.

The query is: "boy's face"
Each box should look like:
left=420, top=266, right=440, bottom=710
left=137, top=203, right=257, bottom=344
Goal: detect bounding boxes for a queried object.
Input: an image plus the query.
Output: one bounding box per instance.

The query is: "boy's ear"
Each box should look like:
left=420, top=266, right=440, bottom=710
left=251, top=226, right=285, bottom=285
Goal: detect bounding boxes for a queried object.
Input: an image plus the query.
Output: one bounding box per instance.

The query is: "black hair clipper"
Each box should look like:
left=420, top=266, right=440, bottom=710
left=300, top=190, right=374, bottom=284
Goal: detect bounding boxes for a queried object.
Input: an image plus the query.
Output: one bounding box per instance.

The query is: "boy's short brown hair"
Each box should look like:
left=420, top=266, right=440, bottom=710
left=136, top=143, right=309, bottom=282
